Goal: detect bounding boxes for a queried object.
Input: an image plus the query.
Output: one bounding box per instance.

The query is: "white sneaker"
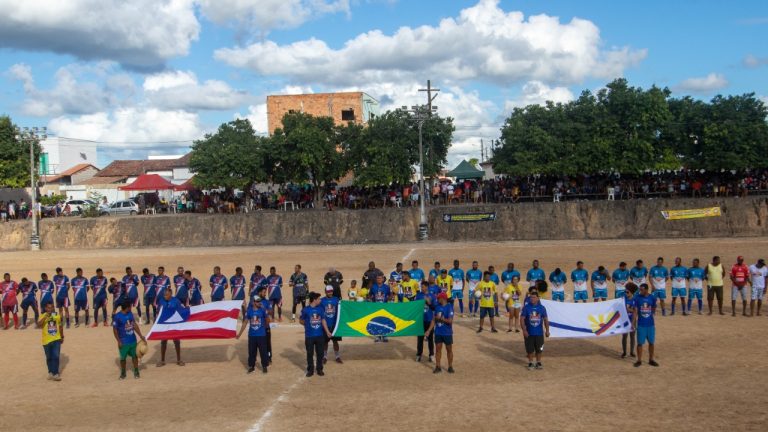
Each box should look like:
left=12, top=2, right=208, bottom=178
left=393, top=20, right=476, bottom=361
left=52, top=374, right=62, bottom=381
left=47, top=373, right=53, bottom=380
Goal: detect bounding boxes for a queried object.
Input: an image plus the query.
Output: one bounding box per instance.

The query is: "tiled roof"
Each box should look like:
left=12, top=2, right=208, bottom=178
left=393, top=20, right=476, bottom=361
left=96, top=153, right=190, bottom=177
left=80, top=176, right=127, bottom=185
left=60, top=163, right=98, bottom=176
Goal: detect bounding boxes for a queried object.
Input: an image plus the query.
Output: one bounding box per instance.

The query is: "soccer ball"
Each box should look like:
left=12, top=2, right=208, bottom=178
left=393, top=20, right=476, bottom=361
left=502, top=293, right=511, bottom=301
left=474, top=290, right=482, bottom=299
left=349, top=291, right=357, bottom=299
left=356, top=297, right=365, bottom=302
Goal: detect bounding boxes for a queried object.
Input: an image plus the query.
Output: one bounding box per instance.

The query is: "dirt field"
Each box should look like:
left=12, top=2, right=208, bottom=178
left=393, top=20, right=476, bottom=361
left=1, top=238, right=767, bottom=432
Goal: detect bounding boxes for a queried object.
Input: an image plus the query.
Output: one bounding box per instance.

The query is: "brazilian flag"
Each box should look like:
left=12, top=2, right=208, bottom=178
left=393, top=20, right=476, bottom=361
left=333, top=300, right=424, bottom=337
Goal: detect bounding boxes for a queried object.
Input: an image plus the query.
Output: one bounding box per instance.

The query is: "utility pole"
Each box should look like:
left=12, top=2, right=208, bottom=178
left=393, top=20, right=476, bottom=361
left=13, top=126, right=46, bottom=251
left=419, top=80, right=440, bottom=116
left=480, top=139, right=485, bottom=162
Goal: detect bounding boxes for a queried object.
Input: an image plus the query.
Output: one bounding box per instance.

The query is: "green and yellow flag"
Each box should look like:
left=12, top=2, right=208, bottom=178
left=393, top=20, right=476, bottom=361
left=333, top=300, right=424, bottom=337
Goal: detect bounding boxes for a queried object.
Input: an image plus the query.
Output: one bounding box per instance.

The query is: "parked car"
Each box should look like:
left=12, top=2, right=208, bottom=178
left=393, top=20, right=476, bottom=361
left=99, top=200, right=139, bottom=216
left=63, top=199, right=96, bottom=216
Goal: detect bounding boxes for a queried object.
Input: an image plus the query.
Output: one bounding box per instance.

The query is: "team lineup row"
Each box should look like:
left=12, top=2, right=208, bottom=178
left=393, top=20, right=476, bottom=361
left=1, top=255, right=766, bottom=331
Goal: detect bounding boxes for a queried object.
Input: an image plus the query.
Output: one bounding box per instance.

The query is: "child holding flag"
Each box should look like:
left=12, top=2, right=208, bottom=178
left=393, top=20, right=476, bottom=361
left=112, top=301, right=146, bottom=379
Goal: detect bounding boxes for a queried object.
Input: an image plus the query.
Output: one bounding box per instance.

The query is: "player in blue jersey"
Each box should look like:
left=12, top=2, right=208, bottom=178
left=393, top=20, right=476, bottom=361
left=390, top=262, right=404, bottom=301
left=502, top=263, right=521, bottom=288
left=548, top=268, right=567, bottom=302
left=122, top=267, right=141, bottom=319
left=230, top=266, right=247, bottom=316
left=520, top=289, right=550, bottom=370
left=466, top=261, right=482, bottom=317
left=156, top=287, right=185, bottom=367
left=108, top=277, right=125, bottom=318
left=633, top=283, right=659, bottom=367
left=409, top=260, right=425, bottom=284
left=591, top=266, right=610, bottom=302
left=153, top=266, right=171, bottom=313
left=90, top=268, right=109, bottom=327
left=670, top=257, right=689, bottom=316
left=433, top=292, right=455, bottom=374
left=612, top=262, right=630, bottom=299
left=173, top=266, right=185, bottom=295
left=526, top=260, right=546, bottom=289
left=629, top=260, right=648, bottom=287
left=488, top=265, right=501, bottom=317
left=448, top=260, right=465, bottom=316
left=249, top=265, right=266, bottom=299
left=175, top=272, right=190, bottom=306
left=571, top=261, right=589, bottom=303
left=112, top=300, right=146, bottom=379
left=186, top=270, right=204, bottom=306
left=236, top=294, right=270, bottom=373
left=265, top=267, right=283, bottom=321
left=19, top=277, right=38, bottom=329
left=429, top=261, right=442, bottom=280
left=71, top=268, right=89, bottom=327
left=300, top=292, right=332, bottom=377
left=321, top=285, right=343, bottom=364
left=53, top=267, right=71, bottom=328
left=687, top=259, right=706, bottom=315
left=416, top=280, right=436, bottom=363
left=141, top=268, right=157, bottom=324
left=369, top=274, right=392, bottom=342
left=649, top=257, right=669, bottom=316
left=255, top=285, right=274, bottom=363
left=209, top=266, right=228, bottom=303
left=39, top=273, right=55, bottom=310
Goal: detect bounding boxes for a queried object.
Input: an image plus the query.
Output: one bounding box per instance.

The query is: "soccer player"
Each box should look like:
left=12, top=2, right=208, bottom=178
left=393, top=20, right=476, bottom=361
left=466, top=261, right=482, bottom=317
left=706, top=256, right=725, bottom=315
left=153, top=267, right=171, bottom=321
left=415, top=281, right=435, bottom=362
left=1, top=273, right=20, bottom=329
left=612, top=262, right=630, bottom=299
left=249, top=265, right=266, bottom=299
left=390, top=263, right=404, bottom=301
left=686, top=259, right=706, bottom=315
left=448, top=260, right=465, bottom=316
left=38, top=302, right=64, bottom=381
left=505, top=276, right=523, bottom=332
left=621, top=283, right=638, bottom=359
left=488, top=265, right=501, bottom=316
left=112, top=301, right=146, bottom=379
left=433, top=292, right=455, bottom=374
left=400, top=271, right=419, bottom=302
left=108, top=277, right=125, bottom=318
left=39, top=273, right=55, bottom=311
left=19, top=277, right=39, bottom=329
left=670, top=257, right=689, bottom=315
left=429, top=261, right=442, bottom=280
left=321, top=286, right=343, bottom=364
left=185, top=271, right=204, bottom=307
left=300, top=292, right=332, bottom=377
left=409, top=260, right=425, bottom=284
left=156, top=287, right=184, bottom=366
left=141, top=268, right=157, bottom=324
left=649, top=257, right=668, bottom=316
left=230, top=267, right=247, bottom=316
left=173, top=266, right=186, bottom=294
left=265, top=267, right=283, bottom=321
left=209, top=266, right=228, bottom=303
left=730, top=256, right=750, bottom=317
left=91, top=269, right=109, bottom=327
left=571, top=261, right=589, bottom=303
left=323, top=267, right=344, bottom=299
left=71, top=268, right=90, bottom=327
left=548, top=268, right=567, bottom=302
left=122, top=267, right=141, bottom=319
left=369, top=274, right=392, bottom=342
left=362, top=261, right=383, bottom=289
left=435, top=269, right=451, bottom=299
left=236, top=294, right=270, bottom=373
left=53, top=268, right=71, bottom=328
left=520, top=290, right=549, bottom=370
left=629, top=260, right=648, bottom=287
left=255, top=286, right=274, bottom=363
left=748, top=258, right=768, bottom=316
left=476, top=271, right=498, bottom=333
left=289, top=264, right=308, bottom=321
left=633, top=283, right=659, bottom=367
left=591, top=266, right=610, bottom=302
left=526, top=260, right=545, bottom=289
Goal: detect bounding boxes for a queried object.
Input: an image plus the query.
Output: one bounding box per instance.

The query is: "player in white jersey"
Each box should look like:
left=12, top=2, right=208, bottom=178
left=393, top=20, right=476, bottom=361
left=748, top=258, right=768, bottom=316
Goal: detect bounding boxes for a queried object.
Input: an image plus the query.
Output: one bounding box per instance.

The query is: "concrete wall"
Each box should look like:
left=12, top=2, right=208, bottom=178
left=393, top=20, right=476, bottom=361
left=1, top=197, right=765, bottom=251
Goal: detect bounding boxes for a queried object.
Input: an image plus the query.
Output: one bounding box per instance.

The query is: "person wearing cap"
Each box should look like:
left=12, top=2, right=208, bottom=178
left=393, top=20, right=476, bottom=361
left=748, top=258, right=768, bottom=316
left=520, top=290, right=549, bottom=370
left=300, top=292, right=333, bottom=377
left=705, top=256, right=725, bottom=315
left=730, top=256, right=750, bottom=317
left=415, top=281, right=435, bottom=363
left=156, top=287, right=184, bottom=367
left=237, top=295, right=271, bottom=373
left=320, top=286, right=343, bottom=364
left=433, top=292, right=454, bottom=373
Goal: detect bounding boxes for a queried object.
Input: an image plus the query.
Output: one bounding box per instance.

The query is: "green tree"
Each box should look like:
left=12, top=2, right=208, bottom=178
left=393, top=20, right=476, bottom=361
left=468, top=158, right=479, bottom=167
left=698, top=94, right=768, bottom=170
left=0, top=116, right=41, bottom=188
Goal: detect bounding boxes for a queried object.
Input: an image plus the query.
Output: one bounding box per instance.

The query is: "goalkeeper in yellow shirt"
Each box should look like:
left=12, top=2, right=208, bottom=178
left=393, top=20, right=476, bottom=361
left=476, top=271, right=498, bottom=333
left=399, top=271, right=419, bottom=302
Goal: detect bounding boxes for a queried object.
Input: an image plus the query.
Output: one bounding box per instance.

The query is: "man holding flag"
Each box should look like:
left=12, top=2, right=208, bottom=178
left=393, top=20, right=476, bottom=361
left=300, top=292, right=332, bottom=377
left=321, top=286, right=342, bottom=364
left=155, top=287, right=184, bottom=367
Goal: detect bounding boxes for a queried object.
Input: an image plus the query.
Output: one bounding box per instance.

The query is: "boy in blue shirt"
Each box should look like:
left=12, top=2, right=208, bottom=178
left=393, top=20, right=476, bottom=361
left=112, top=301, right=146, bottom=379
left=571, top=261, right=589, bottom=303
left=321, top=286, right=343, bottom=364
left=621, top=283, right=638, bottom=358
left=433, top=292, right=454, bottom=374
left=300, top=292, right=332, bottom=377
left=633, top=284, right=659, bottom=367
left=521, top=290, right=549, bottom=370
left=526, top=260, right=545, bottom=289
left=650, top=257, right=669, bottom=316
left=687, top=259, right=706, bottom=315
left=670, top=257, right=689, bottom=315
left=237, top=295, right=271, bottom=373
left=629, top=260, right=648, bottom=286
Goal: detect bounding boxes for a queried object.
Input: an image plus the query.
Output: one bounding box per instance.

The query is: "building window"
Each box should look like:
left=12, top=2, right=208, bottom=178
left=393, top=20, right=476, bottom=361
left=341, top=109, right=355, bottom=121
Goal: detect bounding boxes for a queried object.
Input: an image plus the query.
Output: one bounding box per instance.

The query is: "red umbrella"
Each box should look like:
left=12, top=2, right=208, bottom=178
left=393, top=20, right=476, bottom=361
left=173, top=177, right=196, bottom=192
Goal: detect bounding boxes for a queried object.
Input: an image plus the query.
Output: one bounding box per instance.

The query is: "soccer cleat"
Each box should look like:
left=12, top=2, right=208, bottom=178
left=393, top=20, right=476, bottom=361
left=491, top=328, right=498, bottom=333
left=621, top=352, right=627, bottom=359
left=648, top=360, right=659, bottom=367
left=428, top=355, right=434, bottom=363
left=247, top=367, right=255, bottom=374
left=317, top=371, right=325, bottom=376
left=262, top=367, right=268, bottom=374
left=306, top=371, right=314, bottom=377
left=134, top=371, right=140, bottom=379
left=527, top=363, right=535, bottom=371
left=119, top=372, right=127, bottom=380
left=52, top=374, right=61, bottom=381
left=75, top=323, right=80, bottom=328
left=535, top=362, right=543, bottom=370
left=322, top=357, right=327, bottom=365
left=47, top=373, right=53, bottom=380
left=20, top=325, right=27, bottom=330
left=416, top=355, right=422, bottom=362
left=476, top=328, right=482, bottom=333
left=91, top=322, right=98, bottom=328
left=335, top=357, right=343, bottom=364
left=103, top=322, right=109, bottom=327
left=630, top=352, right=636, bottom=358
left=633, top=361, right=642, bottom=367
left=506, top=329, right=513, bottom=333
left=433, top=367, right=442, bottom=374
left=447, top=367, right=455, bottom=374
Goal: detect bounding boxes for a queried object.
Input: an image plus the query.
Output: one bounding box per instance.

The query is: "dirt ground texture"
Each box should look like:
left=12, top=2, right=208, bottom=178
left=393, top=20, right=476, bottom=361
left=1, top=238, right=767, bottom=432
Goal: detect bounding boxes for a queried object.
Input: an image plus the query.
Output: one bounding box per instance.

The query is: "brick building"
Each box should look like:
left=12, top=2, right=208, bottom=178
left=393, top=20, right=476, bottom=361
left=266, top=92, right=380, bottom=134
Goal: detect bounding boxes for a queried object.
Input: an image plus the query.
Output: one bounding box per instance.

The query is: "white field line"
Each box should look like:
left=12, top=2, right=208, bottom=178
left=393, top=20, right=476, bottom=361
left=247, top=379, right=302, bottom=432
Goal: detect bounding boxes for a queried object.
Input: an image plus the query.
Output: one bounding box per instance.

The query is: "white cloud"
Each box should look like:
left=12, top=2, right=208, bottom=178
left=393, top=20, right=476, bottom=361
left=743, top=54, right=768, bottom=68
left=675, top=73, right=729, bottom=94
left=143, top=70, right=250, bottom=111
left=504, top=81, right=574, bottom=110
left=215, top=0, right=646, bottom=86
left=236, top=104, right=269, bottom=135
left=0, top=0, right=199, bottom=70
left=198, top=0, right=350, bottom=34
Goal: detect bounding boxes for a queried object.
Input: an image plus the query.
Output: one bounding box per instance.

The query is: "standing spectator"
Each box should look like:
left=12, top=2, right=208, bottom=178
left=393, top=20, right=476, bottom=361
left=300, top=292, right=332, bottom=377
left=433, top=292, right=454, bottom=374
left=730, top=256, right=750, bottom=317
left=748, top=259, right=768, bottom=316
left=38, top=302, right=64, bottom=380
left=323, top=267, right=344, bottom=299
left=520, top=290, right=549, bottom=370
left=633, top=284, right=659, bottom=367
left=237, top=295, right=270, bottom=374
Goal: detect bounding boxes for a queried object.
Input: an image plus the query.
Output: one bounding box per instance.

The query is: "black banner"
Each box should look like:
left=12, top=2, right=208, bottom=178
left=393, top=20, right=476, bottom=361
left=442, top=212, right=496, bottom=223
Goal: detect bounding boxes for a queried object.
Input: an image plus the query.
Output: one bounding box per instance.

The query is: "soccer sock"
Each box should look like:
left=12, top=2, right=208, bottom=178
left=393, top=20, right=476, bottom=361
left=3, top=313, right=8, bottom=328
left=34, top=309, right=39, bottom=322
left=22, top=311, right=27, bottom=325
left=494, top=305, right=499, bottom=316
left=698, top=299, right=703, bottom=311
left=458, top=299, right=464, bottom=313
left=75, top=313, right=79, bottom=325
left=687, top=298, right=692, bottom=311
left=85, top=314, right=89, bottom=325
left=66, top=317, right=70, bottom=326
left=12, top=313, right=18, bottom=327
left=671, top=303, right=676, bottom=314
left=102, top=309, right=107, bottom=322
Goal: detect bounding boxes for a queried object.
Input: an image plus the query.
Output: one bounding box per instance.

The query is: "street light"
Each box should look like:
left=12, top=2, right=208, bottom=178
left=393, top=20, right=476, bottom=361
left=402, top=104, right=437, bottom=241
left=13, top=125, right=46, bottom=251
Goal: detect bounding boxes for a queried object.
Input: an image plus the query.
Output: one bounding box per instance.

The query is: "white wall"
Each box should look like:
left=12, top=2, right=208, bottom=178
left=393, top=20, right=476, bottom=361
left=41, top=137, right=98, bottom=173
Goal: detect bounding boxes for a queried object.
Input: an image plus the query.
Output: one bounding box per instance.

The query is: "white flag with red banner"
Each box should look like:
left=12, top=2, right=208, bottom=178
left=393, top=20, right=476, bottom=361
left=147, top=300, right=241, bottom=340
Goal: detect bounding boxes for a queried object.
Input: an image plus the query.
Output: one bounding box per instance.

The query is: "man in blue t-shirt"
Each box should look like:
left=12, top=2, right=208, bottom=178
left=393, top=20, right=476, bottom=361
left=548, top=268, right=567, bottom=302
left=591, top=266, right=610, bottom=302
left=526, top=260, right=546, bottom=288
left=520, top=290, right=549, bottom=370
left=112, top=301, right=146, bottom=379
left=669, top=257, right=689, bottom=316
left=321, top=286, right=343, bottom=364
left=300, top=292, right=332, bottom=377
left=433, top=292, right=454, bottom=374
left=687, top=259, right=706, bottom=314
left=612, top=262, right=630, bottom=299
left=71, top=267, right=89, bottom=327
left=465, top=261, right=482, bottom=317
left=448, top=260, right=465, bottom=316
left=571, top=261, right=590, bottom=303
left=649, top=257, right=669, bottom=316
left=633, top=284, right=659, bottom=367
left=428, top=261, right=442, bottom=280
left=409, top=260, right=425, bottom=284
left=416, top=281, right=436, bottom=363
left=629, top=260, right=648, bottom=287
left=237, top=295, right=271, bottom=373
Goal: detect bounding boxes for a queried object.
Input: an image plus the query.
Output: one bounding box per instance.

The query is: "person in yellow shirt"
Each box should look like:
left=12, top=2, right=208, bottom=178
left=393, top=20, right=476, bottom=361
left=354, top=280, right=369, bottom=302
left=436, top=270, right=453, bottom=299
left=476, top=272, right=498, bottom=333
left=504, top=276, right=523, bottom=333
left=399, top=272, right=419, bottom=302
left=705, top=256, right=725, bottom=315
left=38, top=302, right=64, bottom=381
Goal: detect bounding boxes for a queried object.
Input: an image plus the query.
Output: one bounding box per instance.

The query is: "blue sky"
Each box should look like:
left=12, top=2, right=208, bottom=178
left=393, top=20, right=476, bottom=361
left=1, top=0, right=766, bottom=168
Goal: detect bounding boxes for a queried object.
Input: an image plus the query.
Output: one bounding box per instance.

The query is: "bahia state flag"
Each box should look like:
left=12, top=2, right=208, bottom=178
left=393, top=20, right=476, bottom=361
left=541, top=298, right=632, bottom=338
left=146, top=300, right=242, bottom=340
left=333, top=300, right=424, bottom=337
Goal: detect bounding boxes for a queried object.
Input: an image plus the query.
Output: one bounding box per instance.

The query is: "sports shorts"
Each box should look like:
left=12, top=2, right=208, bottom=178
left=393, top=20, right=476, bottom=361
left=74, top=299, right=88, bottom=310
left=671, top=288, right=687, bottom=298
left=574, top=291, right=588, bottom=301
left=524, top=335, right=544, bottom=354
left=614, top=290, right=626, bottom=299
left=434, top=334, right=453, bottom=345
left=593, top=289, right=608, bottom=299
left=119, top=343, right=137, bottom=360
left=479, top=307, right=495, bottom=318
left=707, top=286, right=723, bottom=302
left=653, top=289, right=667, bottom=300
left=451, top=290, right=463, bottom=300
left=551, top=291, right=565, bottom=302
left=637, top=326, right=656, bottom=345
left=21, top=298, right=38, bottom=310
left=689, top=289, right=703, bottom=300
left=731, top=286, right=748, bottom=301
left=55, top=297, right=69, bottom=308
left=2, top=304, right=18, bottom=314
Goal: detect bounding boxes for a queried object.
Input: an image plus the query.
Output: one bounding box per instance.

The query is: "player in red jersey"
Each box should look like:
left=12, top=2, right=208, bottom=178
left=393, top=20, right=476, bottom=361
left=730, top=256, right=750, bottom=317
left=1, top=273, right=20, bottom=329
